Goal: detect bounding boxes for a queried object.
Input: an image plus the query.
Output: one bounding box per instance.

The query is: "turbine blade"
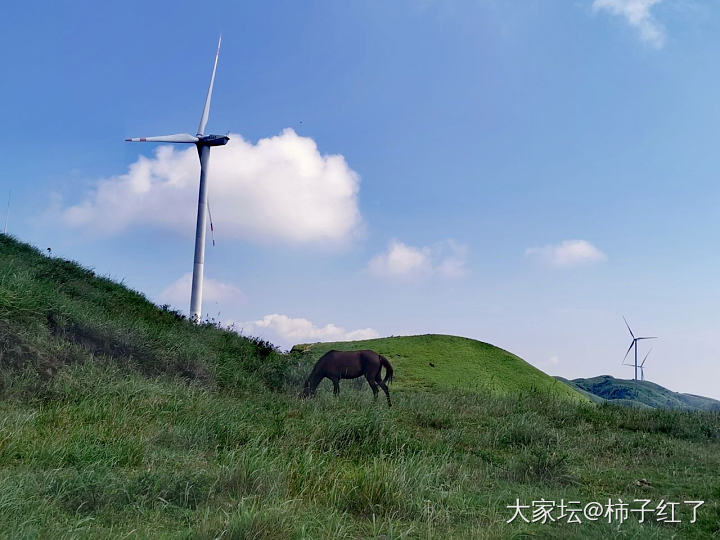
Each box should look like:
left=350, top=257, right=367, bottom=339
left=623, top=316, right=635, bottom=339
left=125, top=133, right=199, bottom=143
left=637, top=337, right=658, bottom=340
left=622, top=340, right=634, bottom=364
left=197, top=36, right=221, bottom=136
left=641, top=347, right=652, bottom=367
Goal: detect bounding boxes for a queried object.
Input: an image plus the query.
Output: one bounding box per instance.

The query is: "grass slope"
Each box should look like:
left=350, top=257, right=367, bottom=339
left=553, top=377, right=605, bottom=405
left=2, top=234, right=720, bottom=538
left=566, top=375, right=720, bottom=412
left=0, top=235, right=289, bottom=394
left=294, top=335, right=583, bottom=401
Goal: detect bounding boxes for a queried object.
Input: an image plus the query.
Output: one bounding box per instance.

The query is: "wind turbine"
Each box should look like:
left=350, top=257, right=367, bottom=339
left=624, top=347, right=652, bottom=381
left=639, top=348, right=652, bottom=381
left=125, top=37, right=229, bottom=322
left=622, top=317, right=657, bottom=381
left=2, top=190, right=10, bottom=235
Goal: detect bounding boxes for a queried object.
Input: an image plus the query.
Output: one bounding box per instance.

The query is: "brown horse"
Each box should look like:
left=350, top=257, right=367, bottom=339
left=303, top=350, right=394, bottom=406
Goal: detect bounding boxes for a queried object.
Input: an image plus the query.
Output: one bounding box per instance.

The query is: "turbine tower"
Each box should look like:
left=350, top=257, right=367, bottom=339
left=622, top=317, right=657, bottom=381
left=125, top=37, right=229, bottom=322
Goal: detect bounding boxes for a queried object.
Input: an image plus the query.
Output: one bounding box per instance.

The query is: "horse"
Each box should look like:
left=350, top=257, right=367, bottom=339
left=303, top=350, right=394, bottom=406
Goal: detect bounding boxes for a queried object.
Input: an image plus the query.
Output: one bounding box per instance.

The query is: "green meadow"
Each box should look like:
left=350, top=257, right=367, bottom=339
left=1, top=234, right=719, bottom=538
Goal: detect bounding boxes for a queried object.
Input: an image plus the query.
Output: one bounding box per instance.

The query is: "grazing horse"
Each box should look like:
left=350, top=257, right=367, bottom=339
left=303, top=350, right=394, bottom=406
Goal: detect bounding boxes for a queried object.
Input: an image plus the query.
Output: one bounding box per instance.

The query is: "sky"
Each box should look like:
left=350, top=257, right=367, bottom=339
left=2, top=0, right=720, bottom=398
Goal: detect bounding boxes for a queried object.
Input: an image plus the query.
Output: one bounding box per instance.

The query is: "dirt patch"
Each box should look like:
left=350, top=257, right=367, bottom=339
left=0, top=320, right=61, bottom=379
left=45, top=311, right=212, bottom=383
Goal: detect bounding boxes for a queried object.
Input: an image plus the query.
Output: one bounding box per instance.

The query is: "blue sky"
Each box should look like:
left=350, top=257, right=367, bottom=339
left=2, top=1, right=720, bottom=398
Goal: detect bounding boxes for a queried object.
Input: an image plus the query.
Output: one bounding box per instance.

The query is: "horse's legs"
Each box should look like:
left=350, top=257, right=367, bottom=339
left=376, top=375, right=392, bottom=407
left=331, top=377, right=340, bottom=396
left=365, top=373, right=379, bottom=401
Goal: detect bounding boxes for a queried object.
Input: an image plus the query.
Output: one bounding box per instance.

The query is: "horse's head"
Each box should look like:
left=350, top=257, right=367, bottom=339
left=301, top=377, right=314, bottom=398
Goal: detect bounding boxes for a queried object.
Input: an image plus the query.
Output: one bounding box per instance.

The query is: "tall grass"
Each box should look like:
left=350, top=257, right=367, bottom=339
left=1, top=359, right=719, bottom=538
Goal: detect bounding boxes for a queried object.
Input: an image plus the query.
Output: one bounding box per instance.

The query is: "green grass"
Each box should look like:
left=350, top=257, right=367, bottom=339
left=0, top=234, right=288, bottom=394
left=294, top=335, right=584, bottom=401
left=2, top=233, right=720, bottom=538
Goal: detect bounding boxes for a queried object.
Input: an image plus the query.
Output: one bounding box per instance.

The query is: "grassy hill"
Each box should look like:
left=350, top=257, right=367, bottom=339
left=293, top=335, right=583, bottom=401
left=2, top=233, right=720, bottom=538
left=553, top=377, right=606, bottom=405
left=559, top=375, right=720, bottom=412
left=0, top=234, right=289, bottom=393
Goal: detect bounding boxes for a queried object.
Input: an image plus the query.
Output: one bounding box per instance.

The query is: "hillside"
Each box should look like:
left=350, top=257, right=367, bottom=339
left=553, top=376, right=606, bottom=404
left=560, top=375, right=720, bottom=412
left=294, top=335, right=584, bottom=401
left=0, top=234, right=289, bottom=393
left=2, top=234, right=720, bottom=538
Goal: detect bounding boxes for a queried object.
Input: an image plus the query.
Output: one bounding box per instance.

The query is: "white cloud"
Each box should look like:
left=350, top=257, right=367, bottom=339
left=62, top=129, right=362, bottom=246
left=593, top=0, right=665, bottom=48
left=368, top=240, right=468, bottom=280
left=436, top=241, right=468, bottom=278
left=368, top=241, right=431, bottom=278
left=241, top=314, right=379, bottom=345
left=525, top=240, right=607, bottom=268
left=158, top=273, right=245, bottom=311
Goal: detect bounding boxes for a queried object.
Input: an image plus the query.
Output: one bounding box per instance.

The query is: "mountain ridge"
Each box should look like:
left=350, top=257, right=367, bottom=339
left=555, top=374, right=720, bottom=411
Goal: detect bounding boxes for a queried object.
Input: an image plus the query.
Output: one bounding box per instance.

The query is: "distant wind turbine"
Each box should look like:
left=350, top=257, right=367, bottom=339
left=2, top=190, right=10, bottom=235
left=622, top=317, right=657, bottom=381
left=624, top=346, right=652, bottom=381
left=639, top=348, right=652, bottom=381
left=125, top=37, right=229, bottom=322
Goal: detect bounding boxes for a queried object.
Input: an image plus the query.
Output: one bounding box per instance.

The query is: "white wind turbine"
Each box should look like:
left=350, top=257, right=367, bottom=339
left=126, top=37, right=229, bottom=322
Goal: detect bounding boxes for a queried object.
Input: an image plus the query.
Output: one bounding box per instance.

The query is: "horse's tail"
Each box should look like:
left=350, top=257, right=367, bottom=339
left=380, top=355, right=394, bottom=384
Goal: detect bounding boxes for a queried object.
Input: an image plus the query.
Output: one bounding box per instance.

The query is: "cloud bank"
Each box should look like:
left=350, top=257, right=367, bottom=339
left=593, top=0, right=665, bottom=48
left=62, top=129, right=362, bottom=245
left=525, top=240, right=607, bottom=268
left=242, top=314, right=379, bottom=346
left=368, top=240, right=468, bottom=280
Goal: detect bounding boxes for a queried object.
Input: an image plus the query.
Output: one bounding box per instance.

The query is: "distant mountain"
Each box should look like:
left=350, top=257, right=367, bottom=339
left=555, top=375, right=720, bottom=411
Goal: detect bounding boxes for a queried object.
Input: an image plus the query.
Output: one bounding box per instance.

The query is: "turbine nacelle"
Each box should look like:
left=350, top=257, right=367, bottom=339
left=198, top=134, right=230, bottom=147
